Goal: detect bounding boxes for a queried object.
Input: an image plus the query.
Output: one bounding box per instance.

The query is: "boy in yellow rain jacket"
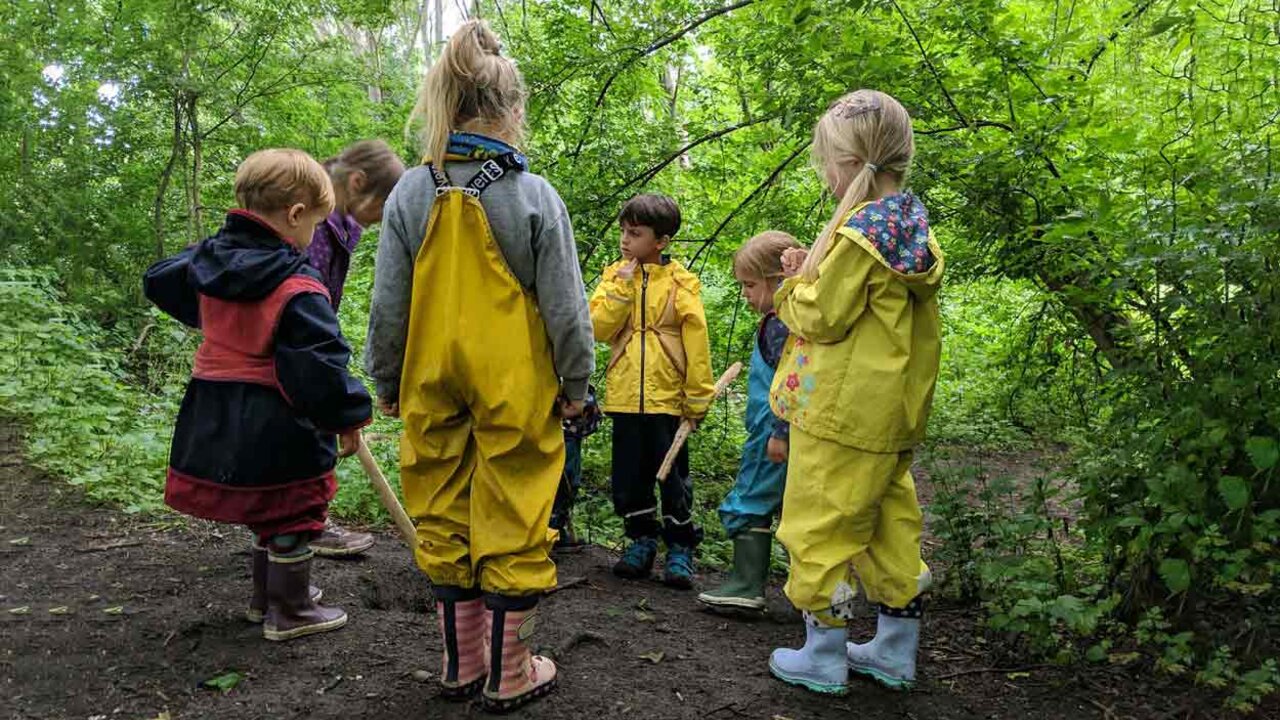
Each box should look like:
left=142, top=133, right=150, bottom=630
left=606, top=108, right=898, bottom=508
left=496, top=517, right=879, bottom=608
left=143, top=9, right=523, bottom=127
left=767, top=90, right=942, bottom=696
left=590, top=194, right=716, bottom=589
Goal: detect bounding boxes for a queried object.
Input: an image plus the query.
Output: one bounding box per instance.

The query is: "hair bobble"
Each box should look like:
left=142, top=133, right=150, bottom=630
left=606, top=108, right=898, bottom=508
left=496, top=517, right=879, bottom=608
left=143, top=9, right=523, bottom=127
left=832, top=95, right=882, bottom=119
left=865, top=162, right=880, bottom=173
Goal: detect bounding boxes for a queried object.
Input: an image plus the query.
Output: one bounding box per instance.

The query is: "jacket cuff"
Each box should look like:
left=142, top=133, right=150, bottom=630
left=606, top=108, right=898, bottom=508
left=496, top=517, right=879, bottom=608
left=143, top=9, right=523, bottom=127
left=324, top=415, right=373, bottom=436
left=682, top=398, right=713, bottom=420
left=375, top=380, right=400, bottom=405
left=770, top=419, right=790, bottom=440
left=561, top=377, right=590, bottom=403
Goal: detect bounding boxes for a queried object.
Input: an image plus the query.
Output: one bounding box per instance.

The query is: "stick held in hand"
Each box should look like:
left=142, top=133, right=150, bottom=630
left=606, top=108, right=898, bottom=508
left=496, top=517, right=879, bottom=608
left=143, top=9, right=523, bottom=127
left=355, top=441, right=419, bottom=550
left=656, top=362, right=744, bottom=481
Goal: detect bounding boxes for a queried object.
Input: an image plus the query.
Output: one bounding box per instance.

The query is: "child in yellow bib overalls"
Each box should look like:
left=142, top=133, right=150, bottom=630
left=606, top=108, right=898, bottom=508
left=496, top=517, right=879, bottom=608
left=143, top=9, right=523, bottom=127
left=364, top=20, right=594, bottom=712
left=767, top=90, right=944, bottom=695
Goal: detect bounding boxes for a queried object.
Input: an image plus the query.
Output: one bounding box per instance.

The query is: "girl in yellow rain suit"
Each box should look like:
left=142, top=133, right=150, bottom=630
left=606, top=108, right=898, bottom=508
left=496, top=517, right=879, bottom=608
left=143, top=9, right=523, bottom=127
left=767, top=90, right=943, bottom=695
left=364, top=21, right=594, bottom=713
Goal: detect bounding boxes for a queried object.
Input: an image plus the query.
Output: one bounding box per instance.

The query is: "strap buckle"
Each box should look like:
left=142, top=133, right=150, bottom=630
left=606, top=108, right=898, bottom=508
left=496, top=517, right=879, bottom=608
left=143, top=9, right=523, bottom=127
left=435, top=186, right=480, bottom=197
left=480, top=159, right=504, bottom=181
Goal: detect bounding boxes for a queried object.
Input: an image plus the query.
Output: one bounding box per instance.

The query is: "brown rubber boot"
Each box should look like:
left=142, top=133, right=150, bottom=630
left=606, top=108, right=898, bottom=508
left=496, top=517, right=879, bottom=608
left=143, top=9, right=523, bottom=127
left=246, top=544, right=321, bottom=623
left=263, top=548, right=347, bottom=641
left=482, top=595, right=557, bottom=713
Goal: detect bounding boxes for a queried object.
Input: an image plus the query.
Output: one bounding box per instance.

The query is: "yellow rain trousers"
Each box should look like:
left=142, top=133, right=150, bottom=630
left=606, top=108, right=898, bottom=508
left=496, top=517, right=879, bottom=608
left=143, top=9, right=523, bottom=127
left=398, top=168, right=563, bottom=596
left=776, top=427, right=930, bottom=625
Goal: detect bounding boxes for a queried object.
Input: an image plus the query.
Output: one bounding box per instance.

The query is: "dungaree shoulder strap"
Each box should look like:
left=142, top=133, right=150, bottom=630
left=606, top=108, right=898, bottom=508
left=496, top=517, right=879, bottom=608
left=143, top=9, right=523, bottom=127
left=424, top=152, right=527, bottom=198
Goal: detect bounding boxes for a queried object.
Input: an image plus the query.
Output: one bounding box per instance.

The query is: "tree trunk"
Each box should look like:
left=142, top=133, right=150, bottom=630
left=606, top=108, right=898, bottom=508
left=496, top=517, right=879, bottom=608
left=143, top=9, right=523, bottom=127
left=153, top=93, right=184, bottom=259
left=661, top=62, right=691, bottom=169
left=186, top=93, right=203, bottom=243
left=1038, top=270, right=1131, bottom=369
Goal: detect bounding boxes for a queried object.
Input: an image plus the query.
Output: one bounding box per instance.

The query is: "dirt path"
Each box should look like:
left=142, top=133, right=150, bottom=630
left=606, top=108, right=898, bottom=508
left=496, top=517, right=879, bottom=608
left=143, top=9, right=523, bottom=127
left=0, top=423, right=1249, bottom=720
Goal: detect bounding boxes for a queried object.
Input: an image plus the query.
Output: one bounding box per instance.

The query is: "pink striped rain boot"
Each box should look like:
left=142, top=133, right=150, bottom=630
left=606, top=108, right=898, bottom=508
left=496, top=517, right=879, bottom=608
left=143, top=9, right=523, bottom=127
left=436, top=588, right=488, bottom=699
left=482, top=595, right=557, bottom=713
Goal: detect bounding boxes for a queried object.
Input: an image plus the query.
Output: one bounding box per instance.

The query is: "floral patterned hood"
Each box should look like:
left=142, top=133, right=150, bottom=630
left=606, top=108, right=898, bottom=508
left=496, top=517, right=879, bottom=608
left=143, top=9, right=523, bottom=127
left=842, top=192, right=942, bottom=300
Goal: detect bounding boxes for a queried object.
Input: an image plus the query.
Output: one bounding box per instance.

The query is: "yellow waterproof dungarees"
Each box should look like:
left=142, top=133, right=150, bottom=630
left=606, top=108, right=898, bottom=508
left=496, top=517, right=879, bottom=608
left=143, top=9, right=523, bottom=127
left=399, top=157, right=563, bottom=596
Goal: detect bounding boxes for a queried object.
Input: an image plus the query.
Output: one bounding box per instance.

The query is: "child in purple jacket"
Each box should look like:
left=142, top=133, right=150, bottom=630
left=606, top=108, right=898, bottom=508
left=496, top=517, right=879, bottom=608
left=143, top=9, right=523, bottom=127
left=305, top=139, right=405, bottom=557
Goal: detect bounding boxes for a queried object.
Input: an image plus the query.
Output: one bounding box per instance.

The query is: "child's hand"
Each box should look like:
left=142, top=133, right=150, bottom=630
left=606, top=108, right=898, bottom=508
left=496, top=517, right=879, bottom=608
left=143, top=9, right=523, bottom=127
left=767, top=436, right=789, bottom=464
left=377, top=397, right=400, bottom=418
left=781, top=247, right=808, bottom=278
left=339, top=429, right=363, bottom=458
left=558, top=397, right=585, bottom=419
left=616, top=258, right=639, bottom=282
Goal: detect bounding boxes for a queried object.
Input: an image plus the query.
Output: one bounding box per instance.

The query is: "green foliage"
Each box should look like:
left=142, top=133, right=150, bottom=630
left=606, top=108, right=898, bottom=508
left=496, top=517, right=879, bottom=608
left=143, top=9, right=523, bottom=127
left=1, top=0, right=1278, bottom=709
left=0, top=268, right=172, bottom=512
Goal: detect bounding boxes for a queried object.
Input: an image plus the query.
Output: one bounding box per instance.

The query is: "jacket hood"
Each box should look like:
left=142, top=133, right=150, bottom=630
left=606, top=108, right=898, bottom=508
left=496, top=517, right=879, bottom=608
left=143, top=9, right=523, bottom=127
left=190, top=211, right=311, bottom=301
left=843, top=192, right=943, bottom=300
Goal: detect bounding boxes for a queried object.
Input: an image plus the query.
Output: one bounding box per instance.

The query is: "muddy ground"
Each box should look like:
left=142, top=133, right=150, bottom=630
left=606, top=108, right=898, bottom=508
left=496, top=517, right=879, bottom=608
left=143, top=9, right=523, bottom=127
left=1, top=423, right=1271, bottom=720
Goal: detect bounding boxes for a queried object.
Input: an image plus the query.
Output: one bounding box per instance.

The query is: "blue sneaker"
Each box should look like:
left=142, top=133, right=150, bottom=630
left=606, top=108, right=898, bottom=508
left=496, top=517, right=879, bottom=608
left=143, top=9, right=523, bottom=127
left=663, top=545, right=695, bottom=590
left=613, top=537, right=658, bottom=579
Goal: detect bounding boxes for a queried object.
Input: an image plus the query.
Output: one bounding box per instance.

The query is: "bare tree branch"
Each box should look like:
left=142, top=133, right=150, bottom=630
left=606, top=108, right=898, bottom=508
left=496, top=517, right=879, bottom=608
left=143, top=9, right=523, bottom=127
left=890, top=0, right=967, bottom=126
left=579, top=114, right=782, bottom=262
left=689, top=140, right=812, bottom=267
left=1083, top=0, right=1159, bottom=76
left=916, top=119, right=1016, bottom=135
left=566, top=0, right=759, bottom=165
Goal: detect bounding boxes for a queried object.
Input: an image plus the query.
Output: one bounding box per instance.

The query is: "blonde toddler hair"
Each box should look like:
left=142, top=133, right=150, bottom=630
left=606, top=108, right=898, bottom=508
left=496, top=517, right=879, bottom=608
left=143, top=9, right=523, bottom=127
left=409, top=20, right=526, bottom=163
left=801, top=90, right=914, bottom=281
left=734, top=230, right=801, bottom=282
left=234, top=149, right=335, bottom=215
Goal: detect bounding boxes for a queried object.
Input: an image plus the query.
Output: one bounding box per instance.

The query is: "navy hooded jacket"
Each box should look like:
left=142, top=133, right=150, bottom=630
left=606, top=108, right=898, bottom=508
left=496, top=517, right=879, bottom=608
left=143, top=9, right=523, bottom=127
left=144, top=211, right=372, bottom=512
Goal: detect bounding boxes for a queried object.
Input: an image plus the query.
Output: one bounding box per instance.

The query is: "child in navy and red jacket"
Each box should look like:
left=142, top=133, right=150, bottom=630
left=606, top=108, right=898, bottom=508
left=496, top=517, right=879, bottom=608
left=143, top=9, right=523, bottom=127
left=143, top=148, right=372, bottom=642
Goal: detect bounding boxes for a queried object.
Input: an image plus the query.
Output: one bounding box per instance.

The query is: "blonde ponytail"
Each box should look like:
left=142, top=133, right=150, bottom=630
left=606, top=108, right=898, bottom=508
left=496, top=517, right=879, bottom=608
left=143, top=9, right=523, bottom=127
left=800, top=90, right=914, bottom=281
left=408, top=20, right=526, bottom=163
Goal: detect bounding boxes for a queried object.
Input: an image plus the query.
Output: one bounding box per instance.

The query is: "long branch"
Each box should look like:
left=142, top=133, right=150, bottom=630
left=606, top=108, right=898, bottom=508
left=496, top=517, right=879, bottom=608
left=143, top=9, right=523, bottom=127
left=916, top=119, right=1015, bottom=135
left=579, top=114, right=782, bottom=260
left=566, top=0, right=759, bottom=164
left=690, top=140, right=811, bottom=267
left=1083, top=0, right=1158, bottom=76
left=890, top=0, right=967, bottom=126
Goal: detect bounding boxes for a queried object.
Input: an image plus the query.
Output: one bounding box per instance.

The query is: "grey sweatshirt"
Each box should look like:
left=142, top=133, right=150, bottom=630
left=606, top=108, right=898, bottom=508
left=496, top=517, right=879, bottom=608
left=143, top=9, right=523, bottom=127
left=364, top=162, right=596, bottom=402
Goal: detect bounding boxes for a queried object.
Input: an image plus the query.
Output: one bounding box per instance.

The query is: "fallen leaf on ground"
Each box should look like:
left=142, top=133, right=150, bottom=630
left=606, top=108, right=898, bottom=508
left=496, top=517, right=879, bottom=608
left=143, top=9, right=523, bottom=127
left=639, top=651, right=665, bottom=664
left=200, top=670, right=245, bottom=693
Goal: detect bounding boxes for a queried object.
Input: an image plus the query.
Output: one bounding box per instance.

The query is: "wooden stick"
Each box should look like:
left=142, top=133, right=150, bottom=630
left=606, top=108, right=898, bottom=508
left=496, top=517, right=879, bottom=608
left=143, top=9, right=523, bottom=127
left=656, top=362, right=743, bottom=481
left=355, top=440, right=419, bottom=550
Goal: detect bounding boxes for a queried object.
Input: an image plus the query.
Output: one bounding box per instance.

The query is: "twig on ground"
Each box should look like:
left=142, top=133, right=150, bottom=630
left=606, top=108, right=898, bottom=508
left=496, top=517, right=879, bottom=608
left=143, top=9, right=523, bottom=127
left=546, top=575, right=588, bottom=595
left=934, top=663, right=1055, bottom=680
left=76, top=539, right=145, bottom=553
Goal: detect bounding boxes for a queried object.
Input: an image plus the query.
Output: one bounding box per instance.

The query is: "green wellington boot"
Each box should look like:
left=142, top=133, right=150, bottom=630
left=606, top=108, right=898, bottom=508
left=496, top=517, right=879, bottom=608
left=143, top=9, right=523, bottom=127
left=697, top=529, right=771, bottom=611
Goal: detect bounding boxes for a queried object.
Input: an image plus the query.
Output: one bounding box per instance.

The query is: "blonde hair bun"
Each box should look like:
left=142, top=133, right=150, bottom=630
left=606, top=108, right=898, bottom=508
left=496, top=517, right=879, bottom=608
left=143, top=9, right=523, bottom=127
left=410, top=20, right=526, bottom=163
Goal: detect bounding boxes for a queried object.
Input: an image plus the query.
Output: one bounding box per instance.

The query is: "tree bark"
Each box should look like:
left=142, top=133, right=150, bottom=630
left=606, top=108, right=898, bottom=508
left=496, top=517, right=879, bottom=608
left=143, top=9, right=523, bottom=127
left=153, top=93, right=184, bottom=259
left=186, top=93, right=203, bottom=243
